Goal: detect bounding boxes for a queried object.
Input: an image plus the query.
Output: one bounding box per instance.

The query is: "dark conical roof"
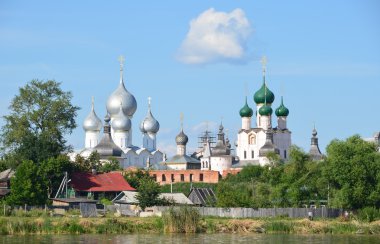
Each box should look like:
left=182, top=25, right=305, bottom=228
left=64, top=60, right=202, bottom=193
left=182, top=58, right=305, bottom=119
left=94, top=115, right=122, bottom=158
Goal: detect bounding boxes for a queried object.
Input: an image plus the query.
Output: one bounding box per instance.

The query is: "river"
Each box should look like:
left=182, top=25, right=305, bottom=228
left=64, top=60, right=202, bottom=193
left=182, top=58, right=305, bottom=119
left=1, top=233, right=379, bottom=243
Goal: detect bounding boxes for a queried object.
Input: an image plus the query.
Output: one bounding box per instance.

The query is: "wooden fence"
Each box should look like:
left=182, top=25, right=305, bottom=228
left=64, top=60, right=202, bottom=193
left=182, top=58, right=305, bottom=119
left=153, top=206, right=342, bottom=219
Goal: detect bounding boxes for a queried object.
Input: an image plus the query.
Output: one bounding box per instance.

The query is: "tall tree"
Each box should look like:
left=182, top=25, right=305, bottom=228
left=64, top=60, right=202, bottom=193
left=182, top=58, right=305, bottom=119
left=136, top=177, right=161, bottom=211
left=0, top=79, right=79, bottom=164
left=326, top=135, right=380, bottom=209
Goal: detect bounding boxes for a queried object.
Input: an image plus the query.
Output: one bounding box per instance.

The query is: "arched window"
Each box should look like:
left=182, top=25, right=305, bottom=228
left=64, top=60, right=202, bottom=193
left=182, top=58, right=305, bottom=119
left=244, top=151, right=247, bottom=159
left=249, top=134, right=256, bottom=145
left=162, top=174, right=166, bottom=182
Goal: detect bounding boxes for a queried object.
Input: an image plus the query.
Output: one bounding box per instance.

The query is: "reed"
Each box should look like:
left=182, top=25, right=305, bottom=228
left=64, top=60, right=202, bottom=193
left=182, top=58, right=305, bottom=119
left=162, top=206, right=200, bottom=233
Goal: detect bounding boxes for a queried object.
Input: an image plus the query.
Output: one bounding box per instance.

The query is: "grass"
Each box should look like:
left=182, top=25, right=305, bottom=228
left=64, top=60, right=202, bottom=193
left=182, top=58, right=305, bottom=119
left=0, top=215, right=379, bottom=235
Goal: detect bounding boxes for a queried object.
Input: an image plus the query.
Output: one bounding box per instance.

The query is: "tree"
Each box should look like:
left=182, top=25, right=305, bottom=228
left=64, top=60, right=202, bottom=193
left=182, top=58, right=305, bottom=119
left=124, top=169, right=153, bottom=189
left=39, top=155, right=75, bottom=199
left=99, top=157, right=122, bottom=173
left=326, top=135, right=380, bottom=209
left=0, top=80, right=79, bottom=164
left=7, top=160, right=46, bottom=205
left=136, top=177, right=161, bottom=211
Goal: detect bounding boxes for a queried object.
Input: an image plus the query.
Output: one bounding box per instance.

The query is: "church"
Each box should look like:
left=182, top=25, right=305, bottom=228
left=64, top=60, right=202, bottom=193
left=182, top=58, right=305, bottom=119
left=71, top=56, right=163, bottom=168
left=235, top=57, right=292, bottom=166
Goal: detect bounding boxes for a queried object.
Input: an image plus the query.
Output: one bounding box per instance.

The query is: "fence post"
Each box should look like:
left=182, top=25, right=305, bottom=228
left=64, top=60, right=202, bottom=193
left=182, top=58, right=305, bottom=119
left=45, top=204, right=47, bottom=213
left=24, top=204, right=27, bottom=213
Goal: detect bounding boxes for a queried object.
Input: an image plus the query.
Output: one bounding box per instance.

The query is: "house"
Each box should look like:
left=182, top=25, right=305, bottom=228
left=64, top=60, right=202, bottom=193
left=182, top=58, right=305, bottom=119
left=51, top=198, right=98, bottom=208
left=0, top=169, right=15, bottom=198
left=56, top=171, right=135, bottom=201
left=188, top=188, right=217, bottom=206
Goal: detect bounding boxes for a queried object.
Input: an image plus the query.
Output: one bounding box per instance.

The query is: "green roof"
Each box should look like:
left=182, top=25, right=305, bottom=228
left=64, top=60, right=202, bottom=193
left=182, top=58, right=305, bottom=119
left=275, top=96, right=289, bottom=117
left=239, top=97, right=253, bottom=117
left=259, top=104, right=273, bottom=116
left=254, top=80, right=275, bottom=104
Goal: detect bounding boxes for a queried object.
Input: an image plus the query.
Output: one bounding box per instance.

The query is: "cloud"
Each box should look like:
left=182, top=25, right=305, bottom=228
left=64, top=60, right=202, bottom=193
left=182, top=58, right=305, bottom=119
left=177, top=8, right=252, bottom=65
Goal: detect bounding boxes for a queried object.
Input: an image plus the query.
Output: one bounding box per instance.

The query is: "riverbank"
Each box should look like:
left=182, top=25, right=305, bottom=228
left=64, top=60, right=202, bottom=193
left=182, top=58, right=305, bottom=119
left=1, top=216, right=380, bottom=235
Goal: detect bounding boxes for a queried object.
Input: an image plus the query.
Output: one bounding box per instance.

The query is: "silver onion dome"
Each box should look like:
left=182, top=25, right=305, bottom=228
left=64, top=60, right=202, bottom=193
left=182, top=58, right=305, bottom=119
left=83, top=99, right=102, bottom=132
left=140, top=98, right=160, bottom=134
left=175, top=130, right=188, bottom=145
left=112, top=103, right=131, bottom=132
left=106, top=58, right=137, bottom=117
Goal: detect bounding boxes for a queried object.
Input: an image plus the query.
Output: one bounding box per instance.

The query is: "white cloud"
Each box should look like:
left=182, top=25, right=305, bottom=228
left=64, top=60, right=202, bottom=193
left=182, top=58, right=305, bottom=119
left=177, top=8, right=252, bottom=64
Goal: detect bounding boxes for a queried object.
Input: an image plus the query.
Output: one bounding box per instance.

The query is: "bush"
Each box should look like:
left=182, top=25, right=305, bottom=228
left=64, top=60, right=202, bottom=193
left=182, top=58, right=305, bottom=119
left=357, top=207, right=380, bottom=222
left=162, top=206, right=200, bottom=233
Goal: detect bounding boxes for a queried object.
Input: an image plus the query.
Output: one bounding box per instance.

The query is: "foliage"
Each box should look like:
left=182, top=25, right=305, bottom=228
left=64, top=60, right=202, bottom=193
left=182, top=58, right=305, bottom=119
left=357, top=207, right=380, bottom=222
left=6, top=161, right=47, bottom=205
left=326, top=135, right=380, bottom=209
left=136, top=177, right=161, bottom=211
left=123, top=169, right=153, bottom=189
left=99, top=157, right=122, bottom=173
left=0, top=79, right=79, bottom=165
left=73, top=151, right=101, bottom=172
left=160, top=182, right=217, bottom=196
left=162, top=206, right=200, bottom=233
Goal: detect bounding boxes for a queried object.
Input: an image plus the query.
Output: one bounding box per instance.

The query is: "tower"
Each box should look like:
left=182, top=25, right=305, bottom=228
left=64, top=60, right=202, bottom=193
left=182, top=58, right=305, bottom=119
left=83, top=97, right=102, bottom=149
left=140, top=97, right=160, bottom=151
left=106, top=55, right=137, bottom=147
left=275, top=96, right=289, bottom=130
left=239, top=96, right=253, bottom=130
left=309, top=126, right=323, bottom=161
left=175, top=113, right=188, bottom=156
left=112, top=102, right=131, bottom=150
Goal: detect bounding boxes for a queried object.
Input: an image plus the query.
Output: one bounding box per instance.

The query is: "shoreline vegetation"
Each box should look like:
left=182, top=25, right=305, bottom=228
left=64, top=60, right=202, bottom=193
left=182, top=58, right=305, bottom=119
left=0, top=216, right=379, bottom=235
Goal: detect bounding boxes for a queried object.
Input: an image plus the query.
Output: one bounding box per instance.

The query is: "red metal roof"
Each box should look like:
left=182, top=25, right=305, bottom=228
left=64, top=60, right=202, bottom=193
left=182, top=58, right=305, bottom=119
left=70, top=172, right=135, bottom=192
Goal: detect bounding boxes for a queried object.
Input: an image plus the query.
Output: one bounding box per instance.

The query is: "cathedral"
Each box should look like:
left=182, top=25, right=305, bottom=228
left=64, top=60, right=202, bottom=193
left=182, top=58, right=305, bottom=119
left=235, top=57, right=292, bottom=166
left=72, top=56, right=163, bottom=168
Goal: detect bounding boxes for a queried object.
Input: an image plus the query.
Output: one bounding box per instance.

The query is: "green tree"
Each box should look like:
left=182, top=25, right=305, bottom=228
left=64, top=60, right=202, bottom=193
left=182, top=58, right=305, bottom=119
left=136, top=177, right=161, bottom=211
left=99, top=157, right=122, bottom=173
left=0, top=80, right=79, bottom=164
left=124, top=169, right=153, bottom=189
left=326, top=135, right=380, bottom=209
left=7, top=160, right=46, bottom=205
left=39, top=155, right=75, bottom=199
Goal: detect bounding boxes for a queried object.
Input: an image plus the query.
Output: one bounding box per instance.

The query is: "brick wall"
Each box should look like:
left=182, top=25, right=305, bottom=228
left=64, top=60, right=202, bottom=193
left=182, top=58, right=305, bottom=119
left=149, top=170, right=220, bottom=185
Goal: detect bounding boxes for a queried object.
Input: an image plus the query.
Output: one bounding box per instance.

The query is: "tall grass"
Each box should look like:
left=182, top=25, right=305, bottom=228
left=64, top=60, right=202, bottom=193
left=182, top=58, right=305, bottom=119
left=162, top=206, right=200, bottom=233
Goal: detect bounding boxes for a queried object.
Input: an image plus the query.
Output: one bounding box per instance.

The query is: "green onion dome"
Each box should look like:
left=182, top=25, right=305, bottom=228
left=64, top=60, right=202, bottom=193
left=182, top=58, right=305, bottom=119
left=275, top=96, right=289, bottom=117
left=239, top=97, right=253, bottom=117
left=259, top=104, right=273, bottom=116
left=254, top=81, right=275, bottom=104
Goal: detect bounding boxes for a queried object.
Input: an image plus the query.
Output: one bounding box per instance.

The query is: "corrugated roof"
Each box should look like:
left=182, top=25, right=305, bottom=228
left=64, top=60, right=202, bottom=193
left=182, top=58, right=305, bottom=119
left=188, top=188, right=216, bottom=206
left=0, top=169, right=15, bottom=182
left=116, top=191, right=193, bottom=205
left=164, top=155, right=200, bottom=164
left=70, top=172, right=135, bottom=192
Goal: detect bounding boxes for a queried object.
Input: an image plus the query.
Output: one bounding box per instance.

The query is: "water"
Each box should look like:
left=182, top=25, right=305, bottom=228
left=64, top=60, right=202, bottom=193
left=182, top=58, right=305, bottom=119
left=1, top=234, right=379, bottom=244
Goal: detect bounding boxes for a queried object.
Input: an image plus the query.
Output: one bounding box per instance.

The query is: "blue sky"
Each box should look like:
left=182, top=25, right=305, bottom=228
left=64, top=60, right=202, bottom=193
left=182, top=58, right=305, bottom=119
left=0, top=1, right=379, bottom=156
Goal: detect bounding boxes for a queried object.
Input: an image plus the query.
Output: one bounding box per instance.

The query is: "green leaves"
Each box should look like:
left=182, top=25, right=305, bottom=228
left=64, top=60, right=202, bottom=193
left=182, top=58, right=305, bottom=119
left=136, top=177, right=161, bottom=211
left=0, top=79, right=79, bottom=165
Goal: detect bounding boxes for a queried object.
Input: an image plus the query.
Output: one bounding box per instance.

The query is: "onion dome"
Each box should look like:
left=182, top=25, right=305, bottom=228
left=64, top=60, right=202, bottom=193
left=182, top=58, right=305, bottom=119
left=106, top=59, right=137, bottom=117
left=83, top=98, right=102, bottom=132
left=112, top=103, right=131, bottom=132
left=254, top=81, right=275, bottom=104
left=259, top=104, right=273, bottom=116
left=239, top=97, right=253, bottom=117
left=94, top=115, right=122, bottom=158
left=275, top=96, right=289, bottom=117
left=140, top=98, right=160, bottom=134
left=175, top=129, right=189, bottom=145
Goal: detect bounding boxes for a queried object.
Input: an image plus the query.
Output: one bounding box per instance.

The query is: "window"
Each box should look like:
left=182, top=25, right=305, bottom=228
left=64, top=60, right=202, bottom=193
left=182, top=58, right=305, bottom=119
left=171, top=174, right=175, bottom=182
left=284, top=150, right=287, bottom=159
left=199, top=173, right=204, bottom=182
left=244, top=151, right=247, bottom=159
left=190, top=174, right=193, bottom=182
left=180, top=174, right=185, bottom=182
left=162, top=174, right=166, bottom=182
left=251, top=150, right=254, bottom=158
left=153, top=174, right=157, bottom=181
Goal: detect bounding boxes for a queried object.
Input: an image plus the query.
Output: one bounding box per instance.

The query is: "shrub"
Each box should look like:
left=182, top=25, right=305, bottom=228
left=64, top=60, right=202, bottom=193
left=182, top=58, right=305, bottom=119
left=357, top=207, right=380, bottom=222
left=162, top=206, right=200, bottom=233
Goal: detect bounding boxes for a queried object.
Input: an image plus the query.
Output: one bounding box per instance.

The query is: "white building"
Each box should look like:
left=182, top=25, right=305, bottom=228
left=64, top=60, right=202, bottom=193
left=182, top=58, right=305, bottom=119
left=235, top=59, right=291, bottom=166
left=72, top=57, right=163, bottom=168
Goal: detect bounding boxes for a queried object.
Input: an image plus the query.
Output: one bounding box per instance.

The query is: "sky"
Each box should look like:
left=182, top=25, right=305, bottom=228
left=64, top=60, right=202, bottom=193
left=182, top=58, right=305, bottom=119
left=0, top=1, right=379, bottom=156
